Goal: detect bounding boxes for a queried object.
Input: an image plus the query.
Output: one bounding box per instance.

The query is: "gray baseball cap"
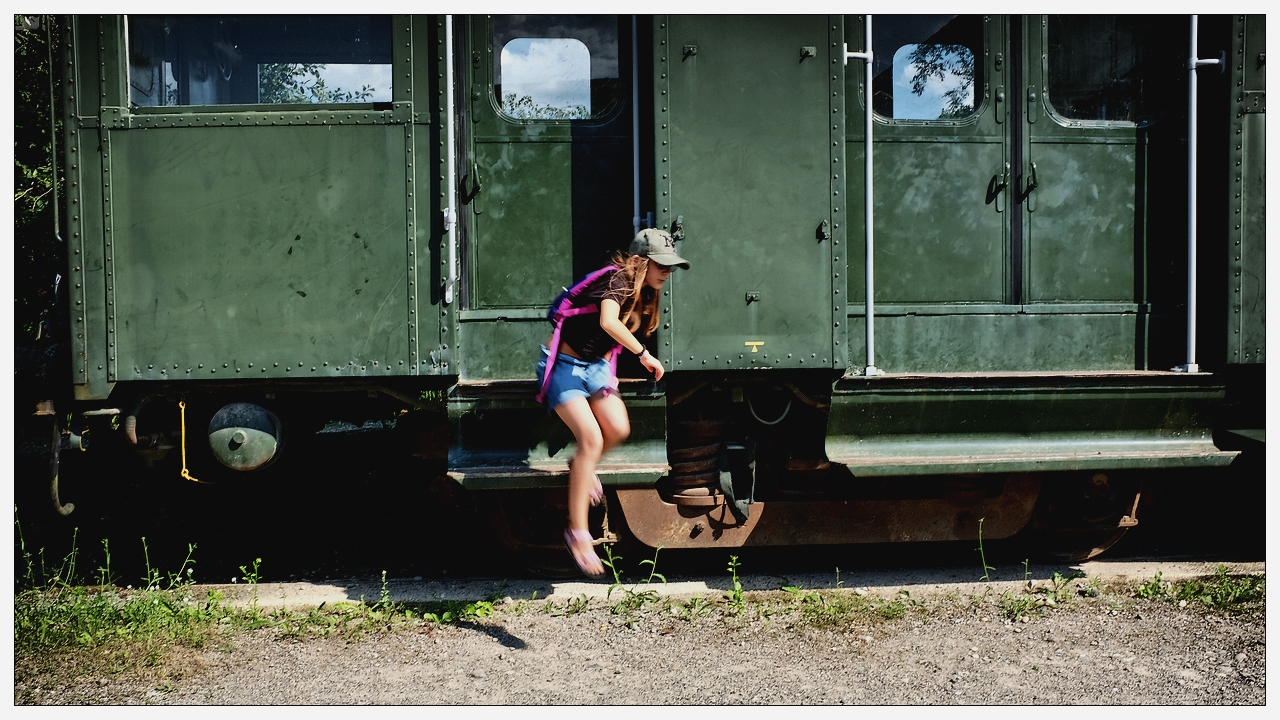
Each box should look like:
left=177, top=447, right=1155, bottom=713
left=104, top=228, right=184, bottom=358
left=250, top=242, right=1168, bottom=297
left=630, top=228, right=690, bottom=269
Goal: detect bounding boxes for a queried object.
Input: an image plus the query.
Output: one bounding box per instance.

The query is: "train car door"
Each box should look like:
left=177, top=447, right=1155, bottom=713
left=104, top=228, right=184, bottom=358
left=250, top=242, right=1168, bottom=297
left=844, top=15, right=1180, bottom=371
left=853, top=16, right=1009, bottom=307
left=657, top=15, right=842, bottom=371
left=459, top=15, right=635, bottom=380
left=1019, top=16, right=1182, bottom=339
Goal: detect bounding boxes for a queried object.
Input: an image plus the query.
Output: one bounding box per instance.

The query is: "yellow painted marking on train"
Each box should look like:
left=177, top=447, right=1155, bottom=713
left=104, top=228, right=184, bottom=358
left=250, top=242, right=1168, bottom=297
left=745, top=341, right=764, bottom=352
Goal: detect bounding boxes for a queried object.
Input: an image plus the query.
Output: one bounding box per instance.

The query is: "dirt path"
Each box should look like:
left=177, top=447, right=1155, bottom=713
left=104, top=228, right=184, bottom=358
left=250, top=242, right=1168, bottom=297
left=16, top=561, right=1265, bottom=705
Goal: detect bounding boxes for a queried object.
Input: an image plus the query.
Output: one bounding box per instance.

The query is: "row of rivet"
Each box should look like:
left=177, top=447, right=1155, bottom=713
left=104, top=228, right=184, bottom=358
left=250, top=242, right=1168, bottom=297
left=658, top=19, right=672, bottom=359
left=437, top=21, right=452, bottom=372
left=100, top=19, right=115, bottom=378
left=674, top=352, right=829, bottom=367
left=102, top=125, right=116, bottom=381
left=134, top=360, right=406, bottom=377
left=829, top=18, right=846, bottom=366
left=404, top=75, right=420, bottom=372
left=1230, top=16, right=1242, bottom=350
left=116, top=110, right=407, bottom=129
left=66, top=23, right=88, bottom=380
left=1227, top=15, right=1256, bottom=362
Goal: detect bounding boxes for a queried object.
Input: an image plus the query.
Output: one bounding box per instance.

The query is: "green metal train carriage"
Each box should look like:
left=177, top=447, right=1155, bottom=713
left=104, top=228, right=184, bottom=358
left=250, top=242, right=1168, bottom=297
left=45, top=14, right=1264, bottom=569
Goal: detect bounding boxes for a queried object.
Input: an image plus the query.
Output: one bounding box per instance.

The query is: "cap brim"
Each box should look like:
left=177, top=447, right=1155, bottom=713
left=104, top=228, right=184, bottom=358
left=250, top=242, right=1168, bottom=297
left=648, top=253, right=690, bottom=270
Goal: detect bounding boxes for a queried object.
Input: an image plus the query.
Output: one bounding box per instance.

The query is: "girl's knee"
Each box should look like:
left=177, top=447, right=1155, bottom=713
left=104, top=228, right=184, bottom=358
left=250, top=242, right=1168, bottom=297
left=602, top=419, right=631, bottom=446
left=576, top=427, right=605, bottom=457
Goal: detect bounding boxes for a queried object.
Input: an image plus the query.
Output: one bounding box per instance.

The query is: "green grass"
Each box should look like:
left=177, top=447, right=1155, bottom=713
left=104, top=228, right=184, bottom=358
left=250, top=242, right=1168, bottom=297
left=1134, top=566, right=1265, bottom=613
left=997, top=571, right=1084, bottom=621
left=778, top=584, right=908, bottom=628
left=13, top=510, right=506, bottom=683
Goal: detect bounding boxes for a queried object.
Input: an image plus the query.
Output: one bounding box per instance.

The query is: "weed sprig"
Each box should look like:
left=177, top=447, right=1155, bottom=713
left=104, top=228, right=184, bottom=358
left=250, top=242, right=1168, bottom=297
left=601, top=545, right=663, bottom=623
left=999, top=570, right=1084, bottom=621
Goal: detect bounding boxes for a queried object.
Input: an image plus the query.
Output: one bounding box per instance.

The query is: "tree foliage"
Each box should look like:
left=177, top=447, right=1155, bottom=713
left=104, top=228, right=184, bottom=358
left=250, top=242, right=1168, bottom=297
left=13, top=15, right=65, bottom=343
left=904, top=43, right=975, bottom=119
left=500, top=93, right=589, bottom=120
left=257, top=63, right=374, bottom=104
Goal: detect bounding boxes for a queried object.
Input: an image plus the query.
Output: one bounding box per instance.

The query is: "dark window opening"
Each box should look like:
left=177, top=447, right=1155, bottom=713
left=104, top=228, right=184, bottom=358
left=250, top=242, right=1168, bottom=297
left=1046, top=15, right=1180, bottom=123
left=127, top=15, right=392, bottom=107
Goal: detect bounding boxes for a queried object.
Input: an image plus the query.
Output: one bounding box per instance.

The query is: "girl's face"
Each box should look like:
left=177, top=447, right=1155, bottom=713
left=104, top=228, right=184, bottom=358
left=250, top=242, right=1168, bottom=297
left=644, top=260, right=672, bottom=289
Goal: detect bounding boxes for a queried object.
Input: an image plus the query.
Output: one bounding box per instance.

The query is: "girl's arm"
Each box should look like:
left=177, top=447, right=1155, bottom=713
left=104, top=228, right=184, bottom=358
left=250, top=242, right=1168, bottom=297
left=599, top=298, right=665, bottom=381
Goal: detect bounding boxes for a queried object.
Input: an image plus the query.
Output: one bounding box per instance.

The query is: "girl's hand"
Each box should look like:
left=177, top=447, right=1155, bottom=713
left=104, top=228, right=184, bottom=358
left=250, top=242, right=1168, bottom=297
left=640, top=350, right=665, bottom=381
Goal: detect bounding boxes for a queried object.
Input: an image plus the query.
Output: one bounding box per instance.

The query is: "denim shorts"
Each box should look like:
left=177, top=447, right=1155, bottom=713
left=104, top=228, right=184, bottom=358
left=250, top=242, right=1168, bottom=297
left=535, top=345, right=617, bottom=411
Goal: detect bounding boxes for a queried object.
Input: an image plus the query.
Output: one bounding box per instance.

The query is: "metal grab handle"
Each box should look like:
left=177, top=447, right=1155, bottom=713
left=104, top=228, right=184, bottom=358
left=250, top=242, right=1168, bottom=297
left=1021, top=161, right=1039, bottom=196
left=986, top=162, right=1010, bottom=208
left=993, top=162, right=1010, bottom=193
left=469, top=161, right=482, bottom=196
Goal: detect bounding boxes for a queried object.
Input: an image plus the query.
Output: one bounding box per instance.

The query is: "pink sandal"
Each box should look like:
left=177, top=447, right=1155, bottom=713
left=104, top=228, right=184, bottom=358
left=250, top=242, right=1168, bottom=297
left=564, top=528, right=605, bottom=578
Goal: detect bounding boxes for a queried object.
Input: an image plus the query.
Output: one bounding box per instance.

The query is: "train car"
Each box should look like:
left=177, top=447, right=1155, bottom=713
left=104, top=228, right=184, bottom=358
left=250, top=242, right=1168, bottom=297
left=39, top=14, right=1264, bottom=573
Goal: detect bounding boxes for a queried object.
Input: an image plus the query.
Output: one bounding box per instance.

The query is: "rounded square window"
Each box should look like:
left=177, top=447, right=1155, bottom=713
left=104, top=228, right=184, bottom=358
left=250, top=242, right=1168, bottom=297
left=872, top=15, right=984, bottom=121
left=493, top=15, right=620, bottom=121
left=1046, top=15, right=1180, bottom=123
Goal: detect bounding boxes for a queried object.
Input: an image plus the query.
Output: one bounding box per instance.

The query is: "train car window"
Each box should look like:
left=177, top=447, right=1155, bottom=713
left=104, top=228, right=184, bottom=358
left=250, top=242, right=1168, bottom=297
left=493, top=15, right=620, bottom=121
left=127, top=16, right=392, bottom=107
left=1046, top=15, right=1180, bottom=123
left=871, top=15, right=983, bottom=121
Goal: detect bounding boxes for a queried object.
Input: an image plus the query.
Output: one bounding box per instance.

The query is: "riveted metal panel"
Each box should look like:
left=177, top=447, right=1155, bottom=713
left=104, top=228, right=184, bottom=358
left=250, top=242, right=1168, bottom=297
left=63, top=19, right=89, bottom=392
left=101, top=126, right=117, bottom=381
left=660, top=15, right=838, bottom=371
left=67, top=17, right=114, bottom=399
left=413, top=14, right=454, bottom=375
left=1227, top=14, right=1266, bottom=364
left=61, top=14, right=449, bottom=388
left=828, top=18, right=849, bottom=368
left=845, top=313, right=1138, bottom=372
left=108, top=124, right=414, bottom=380
left=97, top=16, right=126, bottom=108
left=397, top=15, right=424, bottom=375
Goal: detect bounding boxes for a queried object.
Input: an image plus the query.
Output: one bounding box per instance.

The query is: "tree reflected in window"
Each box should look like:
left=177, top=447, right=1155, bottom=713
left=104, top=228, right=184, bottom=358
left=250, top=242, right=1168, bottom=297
left=897, top=44, right=975, bottom=119
left=872, top=15, right=983, bottom=121
left=492, top=15, right=620, bottom=122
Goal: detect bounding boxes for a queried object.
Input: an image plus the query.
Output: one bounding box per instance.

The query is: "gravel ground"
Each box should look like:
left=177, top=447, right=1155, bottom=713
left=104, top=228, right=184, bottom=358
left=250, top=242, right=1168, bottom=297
left=16, top=577, right=1265, bottom=705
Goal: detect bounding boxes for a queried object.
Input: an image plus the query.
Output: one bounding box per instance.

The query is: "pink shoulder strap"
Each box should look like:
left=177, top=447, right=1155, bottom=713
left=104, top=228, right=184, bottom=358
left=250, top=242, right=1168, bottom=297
left=536, top=265, right=623, bottom=404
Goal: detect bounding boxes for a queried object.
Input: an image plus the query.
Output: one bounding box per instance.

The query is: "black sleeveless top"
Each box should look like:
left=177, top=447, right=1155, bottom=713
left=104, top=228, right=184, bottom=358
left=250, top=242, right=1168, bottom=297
left=558, top=268, right=652, bottom=361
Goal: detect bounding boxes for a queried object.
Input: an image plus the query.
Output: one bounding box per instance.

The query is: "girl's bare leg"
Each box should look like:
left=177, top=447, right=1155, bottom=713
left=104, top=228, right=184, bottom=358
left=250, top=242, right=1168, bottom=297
left=589, top=391, right=631, bottom=455
left=553, top=397, right=605, bottom=574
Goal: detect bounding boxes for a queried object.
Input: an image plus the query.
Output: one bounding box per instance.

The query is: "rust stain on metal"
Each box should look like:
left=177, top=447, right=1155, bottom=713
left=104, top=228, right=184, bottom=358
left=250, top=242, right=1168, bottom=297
left=615, top=475, right=1042, bottom=549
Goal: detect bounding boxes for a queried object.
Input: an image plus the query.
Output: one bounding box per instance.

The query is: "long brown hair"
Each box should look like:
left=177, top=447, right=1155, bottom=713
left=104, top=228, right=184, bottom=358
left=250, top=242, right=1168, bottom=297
left=610, top=251, right=661, bottom=337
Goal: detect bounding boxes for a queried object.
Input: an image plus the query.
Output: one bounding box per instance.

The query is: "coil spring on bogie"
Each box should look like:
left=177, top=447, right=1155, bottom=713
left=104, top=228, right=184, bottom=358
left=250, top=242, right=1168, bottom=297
left=666, top=420, right=725, bottom=507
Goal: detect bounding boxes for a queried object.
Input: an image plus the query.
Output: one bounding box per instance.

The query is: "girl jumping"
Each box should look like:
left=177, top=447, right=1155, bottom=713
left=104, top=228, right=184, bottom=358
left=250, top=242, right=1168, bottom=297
left=535, top=229, right=689, bottom=576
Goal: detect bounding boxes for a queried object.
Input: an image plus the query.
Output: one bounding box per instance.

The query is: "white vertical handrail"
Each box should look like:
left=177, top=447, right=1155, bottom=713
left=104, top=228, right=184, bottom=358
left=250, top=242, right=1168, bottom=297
left=632, top=15, right=641, bottom=237
left=845, top=16, right=881, bottom=376
left=443, top=15, right=459, bottom=305
left=1176, top=15, right=1220, bottom=372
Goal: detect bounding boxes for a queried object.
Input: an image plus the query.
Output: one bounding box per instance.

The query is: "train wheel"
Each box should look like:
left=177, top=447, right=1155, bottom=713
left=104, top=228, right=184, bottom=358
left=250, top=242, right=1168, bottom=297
left=1027, top=471, right=1143, bottom=563
left=479, top=489, right=609, bottom=579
